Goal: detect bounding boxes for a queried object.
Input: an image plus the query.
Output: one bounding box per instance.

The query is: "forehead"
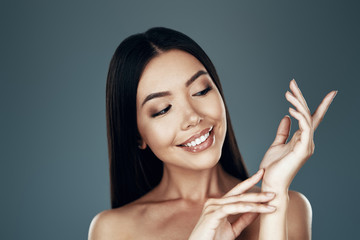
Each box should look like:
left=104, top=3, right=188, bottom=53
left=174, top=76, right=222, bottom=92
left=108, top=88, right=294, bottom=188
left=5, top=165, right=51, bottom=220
left=137, top=50, right=207, bottom=95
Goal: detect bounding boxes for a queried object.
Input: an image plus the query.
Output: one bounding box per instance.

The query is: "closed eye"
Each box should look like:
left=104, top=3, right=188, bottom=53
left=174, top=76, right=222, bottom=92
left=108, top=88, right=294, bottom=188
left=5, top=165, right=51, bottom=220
left=152, top=105, right=172, bottom=118
left=193, top=86, right=212, bottom=96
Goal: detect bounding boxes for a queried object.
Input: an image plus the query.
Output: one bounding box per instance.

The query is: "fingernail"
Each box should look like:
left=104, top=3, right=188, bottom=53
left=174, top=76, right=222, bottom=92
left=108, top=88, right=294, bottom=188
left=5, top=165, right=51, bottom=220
left=266, top=192, right=275, bottom=197
left=333, top=90, right=338, bottom=98
left=266, top=205, right=276, bottom=211
left=330, top=90, right=338, bottom=103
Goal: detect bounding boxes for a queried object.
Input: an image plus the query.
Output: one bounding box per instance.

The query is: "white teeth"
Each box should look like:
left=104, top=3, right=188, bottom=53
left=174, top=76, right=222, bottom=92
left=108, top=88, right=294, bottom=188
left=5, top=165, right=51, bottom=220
left=184, top=128, right=212, bottom=147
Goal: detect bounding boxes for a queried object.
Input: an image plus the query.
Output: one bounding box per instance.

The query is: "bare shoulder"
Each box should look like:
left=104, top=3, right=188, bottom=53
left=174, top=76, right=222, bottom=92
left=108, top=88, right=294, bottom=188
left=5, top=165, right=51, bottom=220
left=88, top=204, right=140, bottom=240
left=287, top=191, right=312, bottom=240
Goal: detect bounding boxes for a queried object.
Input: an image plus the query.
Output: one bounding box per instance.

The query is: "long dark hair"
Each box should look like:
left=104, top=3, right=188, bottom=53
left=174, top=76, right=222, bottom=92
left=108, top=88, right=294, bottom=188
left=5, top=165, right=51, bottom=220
left=106, top=27, right=248, bottom=209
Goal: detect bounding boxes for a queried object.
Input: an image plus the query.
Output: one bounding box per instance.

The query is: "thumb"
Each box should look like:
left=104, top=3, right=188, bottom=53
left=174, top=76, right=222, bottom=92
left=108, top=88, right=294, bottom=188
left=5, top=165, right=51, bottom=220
left=231, top=212, right=259, bottom=237
left=271, top=115, right=291, bottom=146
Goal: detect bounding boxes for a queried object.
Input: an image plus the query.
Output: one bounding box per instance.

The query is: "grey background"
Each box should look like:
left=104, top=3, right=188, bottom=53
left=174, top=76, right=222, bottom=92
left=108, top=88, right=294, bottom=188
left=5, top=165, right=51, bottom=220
left=1, top=0, right=359, bottom=239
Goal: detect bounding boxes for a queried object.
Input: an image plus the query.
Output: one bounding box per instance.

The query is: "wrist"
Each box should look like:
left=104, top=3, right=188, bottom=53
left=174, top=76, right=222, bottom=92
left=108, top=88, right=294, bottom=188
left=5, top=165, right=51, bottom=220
left=261, top=178, right=290, bottom=193
left=262, top=184, right=289, bottom=208
left=261, top=183, right=289, bottom=193
left=259, top=186, right=289, bottom=240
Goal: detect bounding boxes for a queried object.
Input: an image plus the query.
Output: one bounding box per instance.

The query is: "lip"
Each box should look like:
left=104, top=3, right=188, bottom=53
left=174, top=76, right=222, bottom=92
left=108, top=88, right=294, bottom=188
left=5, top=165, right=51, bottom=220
left=178, top=126, right=213, bottom=145
left=177, top=127, right=215, bottom=153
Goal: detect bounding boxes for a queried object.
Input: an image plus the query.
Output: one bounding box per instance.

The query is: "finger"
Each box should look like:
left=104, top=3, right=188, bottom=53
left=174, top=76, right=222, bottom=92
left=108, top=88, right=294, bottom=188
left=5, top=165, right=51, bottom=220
left=202, top=203, right=274, bottom=236
left=289, top=108, right=311, bottom=144
left=312, top=90, right=337, bottom=130
left=285, top=91, right=312, bottom=126
left=224, top=169, right=264, bottom=197
left=210, top=192, right=275, bottom=206
left=232, top=212, right=259, bottom=237
left=213, top=202, right=276, bottom=220
left=289, top=79, right=310, bottom=113
left=289, top=108, right=311, bottom=133
left=271, top=115, right=291, bottom=146
left=227, top=192, right=275, bottom=203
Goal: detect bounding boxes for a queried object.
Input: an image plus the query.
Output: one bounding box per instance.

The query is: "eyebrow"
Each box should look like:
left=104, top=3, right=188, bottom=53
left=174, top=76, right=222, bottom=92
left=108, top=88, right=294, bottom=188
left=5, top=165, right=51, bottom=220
left=141, top=70, right=208, bottom=106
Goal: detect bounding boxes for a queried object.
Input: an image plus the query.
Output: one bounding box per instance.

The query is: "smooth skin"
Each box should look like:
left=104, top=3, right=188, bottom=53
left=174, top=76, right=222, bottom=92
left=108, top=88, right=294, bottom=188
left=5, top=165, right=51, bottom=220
left=259, top=80, right=336, bottom=240
left=88, top=50, right=336, bottom=240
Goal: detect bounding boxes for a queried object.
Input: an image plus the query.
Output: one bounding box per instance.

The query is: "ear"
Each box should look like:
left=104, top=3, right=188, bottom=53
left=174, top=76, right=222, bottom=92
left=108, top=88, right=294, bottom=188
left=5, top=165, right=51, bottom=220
left=138, top=139, right=147, bottom=150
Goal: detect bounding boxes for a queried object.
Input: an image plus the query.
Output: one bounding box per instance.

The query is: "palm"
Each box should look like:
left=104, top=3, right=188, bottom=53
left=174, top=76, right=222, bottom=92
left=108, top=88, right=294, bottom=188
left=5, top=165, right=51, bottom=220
left=260, top=124, right=310, bottom=189
left=260, top=136, right=293, bottom=169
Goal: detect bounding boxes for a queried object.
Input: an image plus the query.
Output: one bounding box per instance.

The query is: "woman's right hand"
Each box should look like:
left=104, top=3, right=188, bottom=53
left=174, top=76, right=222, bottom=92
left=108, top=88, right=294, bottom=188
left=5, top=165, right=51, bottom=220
left=188, top=169, right=276, bottom=240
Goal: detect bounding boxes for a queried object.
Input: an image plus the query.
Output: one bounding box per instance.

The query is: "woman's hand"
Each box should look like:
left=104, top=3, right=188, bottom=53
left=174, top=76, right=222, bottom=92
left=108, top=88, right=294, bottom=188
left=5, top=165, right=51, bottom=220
left=188, top=169, right=276, bottom=240
left=260, top=79, right=337, bottom=190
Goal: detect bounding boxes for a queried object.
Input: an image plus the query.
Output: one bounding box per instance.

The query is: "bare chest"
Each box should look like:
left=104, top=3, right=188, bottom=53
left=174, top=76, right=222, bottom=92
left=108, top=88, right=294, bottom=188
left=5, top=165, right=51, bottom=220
left=127, top=208, right=260, bottom=240
left=131, top=207, right=201, bottom=240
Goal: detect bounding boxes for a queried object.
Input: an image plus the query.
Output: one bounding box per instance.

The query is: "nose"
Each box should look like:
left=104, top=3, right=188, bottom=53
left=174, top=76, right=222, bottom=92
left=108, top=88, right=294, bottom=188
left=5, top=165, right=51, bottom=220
left=181, top=103, right=203, bottom=130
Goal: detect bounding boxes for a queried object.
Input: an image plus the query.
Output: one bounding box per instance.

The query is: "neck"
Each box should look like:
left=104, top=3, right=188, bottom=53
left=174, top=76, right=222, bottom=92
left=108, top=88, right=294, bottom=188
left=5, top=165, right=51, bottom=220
left=154, top=163, right=237, bottom=203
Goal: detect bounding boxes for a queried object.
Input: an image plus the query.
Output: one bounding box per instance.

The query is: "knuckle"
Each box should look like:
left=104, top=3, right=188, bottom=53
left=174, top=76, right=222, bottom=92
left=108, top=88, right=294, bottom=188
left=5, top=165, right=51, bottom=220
left=202, top=205, right=216, bottom=215
left=204, top=198, right=215, bottom=208
left=203, top=210, right=215, bottom=219
left=308, top=142, right=315, bottom=156
left=311, top=142, right=315, bottom=154
left=219, top=205, right=229, bottom=213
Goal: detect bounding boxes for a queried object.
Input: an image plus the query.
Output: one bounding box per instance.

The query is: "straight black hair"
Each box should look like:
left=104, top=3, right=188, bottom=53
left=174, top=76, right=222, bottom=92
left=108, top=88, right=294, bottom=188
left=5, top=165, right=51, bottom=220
left=106, top=27, right=249, bottom=209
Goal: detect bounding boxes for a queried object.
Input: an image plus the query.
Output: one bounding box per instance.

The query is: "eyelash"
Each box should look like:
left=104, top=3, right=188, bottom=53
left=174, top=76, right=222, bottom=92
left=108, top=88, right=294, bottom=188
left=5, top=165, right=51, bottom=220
left=151, top=86, right=213, bottom=118
left=152, top=105, right=172, bottom=118
left=193, top=85, right=212, bottom=96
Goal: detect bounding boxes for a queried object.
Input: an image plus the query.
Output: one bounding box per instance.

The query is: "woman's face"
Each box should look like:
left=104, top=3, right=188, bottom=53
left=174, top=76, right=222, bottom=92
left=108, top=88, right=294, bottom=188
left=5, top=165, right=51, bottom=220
left=136, top=49, right=227, bottom=170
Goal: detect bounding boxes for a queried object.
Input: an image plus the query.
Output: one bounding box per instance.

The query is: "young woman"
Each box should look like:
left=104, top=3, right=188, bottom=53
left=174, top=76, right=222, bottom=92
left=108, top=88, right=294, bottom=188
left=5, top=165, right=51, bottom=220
left=88, top=27, right=336, bottom=240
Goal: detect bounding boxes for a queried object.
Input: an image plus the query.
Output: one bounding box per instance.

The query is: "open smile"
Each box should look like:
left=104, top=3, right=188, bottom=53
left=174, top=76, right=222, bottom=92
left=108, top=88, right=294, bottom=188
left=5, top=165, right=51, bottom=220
left=177, top=126, right=214, bottom=153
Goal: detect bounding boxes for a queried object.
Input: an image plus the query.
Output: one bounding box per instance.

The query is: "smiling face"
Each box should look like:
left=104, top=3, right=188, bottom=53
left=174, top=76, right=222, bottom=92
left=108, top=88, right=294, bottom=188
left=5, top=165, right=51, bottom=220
left=136, top=49, right=227, bottom=170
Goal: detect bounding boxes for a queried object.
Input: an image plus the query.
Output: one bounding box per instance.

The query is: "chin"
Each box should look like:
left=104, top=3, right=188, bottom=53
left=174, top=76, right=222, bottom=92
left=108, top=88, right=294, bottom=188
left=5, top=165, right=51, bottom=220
left=183, top=127, right=225, bottom=170
left=181, top=145, right=223, bottom=171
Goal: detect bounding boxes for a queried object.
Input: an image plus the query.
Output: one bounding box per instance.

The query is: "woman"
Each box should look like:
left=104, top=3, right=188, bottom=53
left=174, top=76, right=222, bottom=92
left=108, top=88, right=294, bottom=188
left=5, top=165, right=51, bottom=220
left=88, top=27, right=336, bottom=239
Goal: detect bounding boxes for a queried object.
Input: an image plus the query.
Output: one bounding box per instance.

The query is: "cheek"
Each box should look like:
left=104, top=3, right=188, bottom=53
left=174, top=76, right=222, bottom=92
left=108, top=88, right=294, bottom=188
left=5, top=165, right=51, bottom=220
left=139, top=120, right=176, bottom=153
left=202, top=94, right=226, bottom=122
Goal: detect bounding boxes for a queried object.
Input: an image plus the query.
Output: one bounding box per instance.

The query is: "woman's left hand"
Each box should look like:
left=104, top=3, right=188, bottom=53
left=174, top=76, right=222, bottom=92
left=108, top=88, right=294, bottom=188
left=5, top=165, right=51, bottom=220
left=260, top=79, right=337, bottom=190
